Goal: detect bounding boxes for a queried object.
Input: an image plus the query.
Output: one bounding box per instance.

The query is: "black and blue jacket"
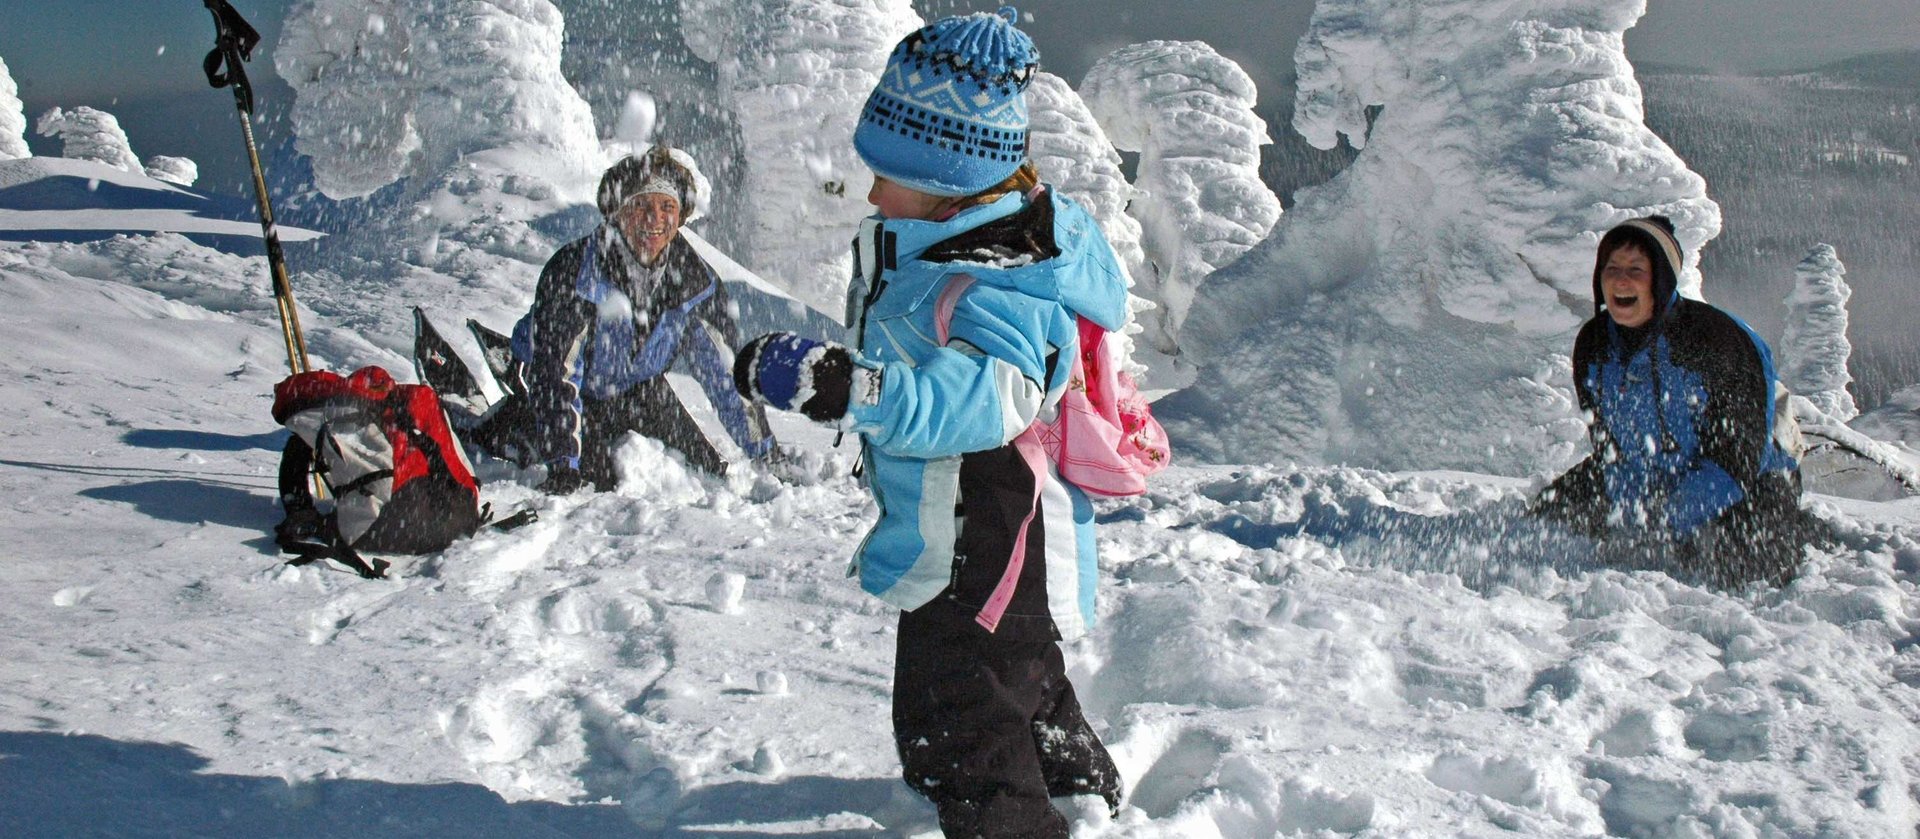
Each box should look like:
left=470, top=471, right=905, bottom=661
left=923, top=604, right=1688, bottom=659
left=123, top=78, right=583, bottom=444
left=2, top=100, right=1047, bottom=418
left=513, top=226, right=773, bottom=468
left=1568, top=243, right=1798, bottom=537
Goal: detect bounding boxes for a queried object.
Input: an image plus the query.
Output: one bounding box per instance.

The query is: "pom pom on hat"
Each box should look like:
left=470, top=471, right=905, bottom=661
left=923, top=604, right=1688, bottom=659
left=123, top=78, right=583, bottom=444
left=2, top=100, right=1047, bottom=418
left=854, top=7, right=1039, bottom=197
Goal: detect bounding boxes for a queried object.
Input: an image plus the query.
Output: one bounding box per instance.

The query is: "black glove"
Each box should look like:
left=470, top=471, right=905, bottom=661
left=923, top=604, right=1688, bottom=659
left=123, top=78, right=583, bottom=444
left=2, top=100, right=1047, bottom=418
left=538, top=463, right=587, bottom=495
left=734, top=332, right=856, bottom=424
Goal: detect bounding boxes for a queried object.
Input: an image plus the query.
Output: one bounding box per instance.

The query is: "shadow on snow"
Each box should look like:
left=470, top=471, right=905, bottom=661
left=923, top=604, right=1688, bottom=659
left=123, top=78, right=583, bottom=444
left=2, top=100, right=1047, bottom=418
left=0, top=731, right=901, bottom=839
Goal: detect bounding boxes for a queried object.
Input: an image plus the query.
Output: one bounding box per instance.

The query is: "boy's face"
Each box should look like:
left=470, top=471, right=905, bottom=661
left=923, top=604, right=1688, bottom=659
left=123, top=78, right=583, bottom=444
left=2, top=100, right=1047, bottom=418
left=1602, top=246, right=1656, bottom=328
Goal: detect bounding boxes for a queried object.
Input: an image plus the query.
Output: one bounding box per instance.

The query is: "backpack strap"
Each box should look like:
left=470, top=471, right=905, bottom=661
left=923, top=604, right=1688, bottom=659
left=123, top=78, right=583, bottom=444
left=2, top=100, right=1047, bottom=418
left=930, top=271, right=1051, bottom=634
left=932, top=273, right=977, bottom=346
left=975, top=428, right=1049, bottom=634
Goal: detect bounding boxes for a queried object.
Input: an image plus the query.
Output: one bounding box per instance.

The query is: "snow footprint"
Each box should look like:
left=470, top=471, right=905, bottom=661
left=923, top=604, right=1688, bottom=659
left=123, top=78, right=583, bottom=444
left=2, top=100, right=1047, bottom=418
left=304, top=580, right=405, bottom=645
left=1274, top=776, right=1377, bottom=835
left=1120, top=726, right=1231, bottom=817
left=1681, top=708, right=1773, bottom=762
left=1426, top=751, right=1600, bottom=832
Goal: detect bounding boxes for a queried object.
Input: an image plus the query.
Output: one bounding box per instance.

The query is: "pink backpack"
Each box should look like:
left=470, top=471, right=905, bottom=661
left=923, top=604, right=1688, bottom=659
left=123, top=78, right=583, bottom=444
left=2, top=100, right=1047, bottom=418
left=934, top=274, right=1171, bottom=631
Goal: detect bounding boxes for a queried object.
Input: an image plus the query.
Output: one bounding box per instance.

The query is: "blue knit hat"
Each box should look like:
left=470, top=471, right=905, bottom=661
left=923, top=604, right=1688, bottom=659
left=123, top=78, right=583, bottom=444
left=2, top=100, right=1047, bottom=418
left=854, top=6, right=1038, bottom=197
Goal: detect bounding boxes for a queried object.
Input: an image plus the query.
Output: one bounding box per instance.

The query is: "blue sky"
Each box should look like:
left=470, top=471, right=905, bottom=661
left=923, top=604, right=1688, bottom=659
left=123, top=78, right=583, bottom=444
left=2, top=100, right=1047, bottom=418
left=4, top=0, right=1919, bottom=195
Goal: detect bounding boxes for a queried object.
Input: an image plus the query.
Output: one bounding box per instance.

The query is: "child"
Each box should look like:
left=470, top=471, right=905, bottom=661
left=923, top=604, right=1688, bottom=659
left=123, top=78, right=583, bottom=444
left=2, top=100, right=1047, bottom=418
left=1532, top=216, right=1807, bottom=587
left=734, top=8, right=1127, bottom=834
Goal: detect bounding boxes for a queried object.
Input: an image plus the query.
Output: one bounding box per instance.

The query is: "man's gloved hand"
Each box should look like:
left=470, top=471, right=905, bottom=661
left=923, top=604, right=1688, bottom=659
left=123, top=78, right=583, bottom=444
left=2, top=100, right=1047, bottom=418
left=538, top=463, right=588, bottom=495
left=734, top=333, right=856, bottom=424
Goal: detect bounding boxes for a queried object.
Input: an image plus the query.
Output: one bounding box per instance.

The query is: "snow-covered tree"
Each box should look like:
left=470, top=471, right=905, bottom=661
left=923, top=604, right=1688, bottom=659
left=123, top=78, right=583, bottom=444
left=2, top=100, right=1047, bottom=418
left=1080, top=41, right=1281, bottom=357
left=274, top=0, right=418, bottom=199
left=0, top=55, right=28, bottom=160
left=1163, top=0, right=1721, bottom=475
left=276, top=0, right=604, bottom=263
left=1026, top=72, right=1144, bottom=283
left=1025, top=70, right=1151, bottom=375
left=1782, top=243, right=1856, bottom=421
left=144, top=156, right=198, bottom=187
left=273, top=0, right=610, bottom=349
left=34, top=106, right=142, bottom=173
left=678, top=0, right=920, bottom=320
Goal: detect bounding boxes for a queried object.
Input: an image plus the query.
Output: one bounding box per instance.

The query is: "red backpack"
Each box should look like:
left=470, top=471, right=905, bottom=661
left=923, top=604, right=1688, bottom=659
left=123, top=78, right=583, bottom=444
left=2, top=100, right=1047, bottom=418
left=272, top=366, right=483, bottom=578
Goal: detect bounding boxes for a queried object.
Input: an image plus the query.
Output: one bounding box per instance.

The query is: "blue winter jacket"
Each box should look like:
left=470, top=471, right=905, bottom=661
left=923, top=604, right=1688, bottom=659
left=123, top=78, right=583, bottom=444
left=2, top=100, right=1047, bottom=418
left=1567, top=253, right=1797, bottom=539
left=840, top=188, right=1129, bottom=641
left=515, top=227, right=774, bottom=468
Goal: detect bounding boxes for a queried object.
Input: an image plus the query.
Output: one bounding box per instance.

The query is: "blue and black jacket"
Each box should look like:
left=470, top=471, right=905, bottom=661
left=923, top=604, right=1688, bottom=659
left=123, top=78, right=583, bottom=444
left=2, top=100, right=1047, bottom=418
left=842, top=187, right=1129, bottom=641
left=1563, top=229, right=1798, bottom=539
left=515, top=226, right=774, bottom=468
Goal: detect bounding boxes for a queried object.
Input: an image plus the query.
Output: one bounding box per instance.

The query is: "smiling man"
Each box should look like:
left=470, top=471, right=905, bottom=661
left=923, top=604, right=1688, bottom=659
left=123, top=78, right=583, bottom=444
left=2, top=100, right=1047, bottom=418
left=1530, top=216, right=1812, bottom=589
left=467, top=147, right=779, bottom=492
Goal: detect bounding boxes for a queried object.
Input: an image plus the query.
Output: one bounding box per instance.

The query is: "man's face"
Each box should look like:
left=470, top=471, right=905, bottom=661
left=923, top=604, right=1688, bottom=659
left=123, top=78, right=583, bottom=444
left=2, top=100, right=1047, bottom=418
left=618, top=192, right=683, bottom=264
left=1602, top=246, right=1656, bottom=328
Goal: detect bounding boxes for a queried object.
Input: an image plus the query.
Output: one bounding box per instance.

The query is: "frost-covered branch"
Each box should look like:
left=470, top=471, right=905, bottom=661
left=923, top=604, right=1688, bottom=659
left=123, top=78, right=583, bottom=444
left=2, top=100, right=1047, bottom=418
left=1795, top=396, right=1920, bottom=494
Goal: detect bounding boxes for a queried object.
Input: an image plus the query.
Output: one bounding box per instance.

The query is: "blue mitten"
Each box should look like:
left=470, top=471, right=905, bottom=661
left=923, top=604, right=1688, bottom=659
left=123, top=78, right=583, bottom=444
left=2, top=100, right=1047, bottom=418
left=734, top=333, right=856, bottom=423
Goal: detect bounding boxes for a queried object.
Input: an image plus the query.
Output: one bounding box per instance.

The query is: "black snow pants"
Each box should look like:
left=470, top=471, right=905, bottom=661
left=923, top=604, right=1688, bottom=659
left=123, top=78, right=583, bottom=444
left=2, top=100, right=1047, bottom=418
left=892, top=604, right=1120, bottom=838
left=1533, top=461, right=1814, bottom=588
left=468, top=374, right=728, bottom=487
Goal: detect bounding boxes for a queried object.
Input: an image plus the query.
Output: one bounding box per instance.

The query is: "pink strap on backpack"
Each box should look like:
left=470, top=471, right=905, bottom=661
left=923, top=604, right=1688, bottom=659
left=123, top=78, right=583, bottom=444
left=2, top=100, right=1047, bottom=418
left=935, top=275, right=1041, bottom=633
left=933, top=273, right=1169, bottom=632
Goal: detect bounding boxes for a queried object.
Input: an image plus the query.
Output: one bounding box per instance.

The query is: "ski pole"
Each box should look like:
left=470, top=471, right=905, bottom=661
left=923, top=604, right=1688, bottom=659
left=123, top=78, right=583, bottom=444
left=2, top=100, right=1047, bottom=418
left=201, top=0, right=311, bottom=376
left=202, top=0, right=327, bottom=503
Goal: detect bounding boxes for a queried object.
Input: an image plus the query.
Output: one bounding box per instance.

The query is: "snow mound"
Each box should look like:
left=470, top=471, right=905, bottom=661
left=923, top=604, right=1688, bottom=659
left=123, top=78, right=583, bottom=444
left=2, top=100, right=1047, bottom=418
left=142, top=156, right=198, bottom=188
left=0, top=156, right=319, bottom=249
left=1081, top=40, right=1280, bottom=358
left=34, top=106, right=142, bottom=173
left=1168, top=0, right=1721, bottom=476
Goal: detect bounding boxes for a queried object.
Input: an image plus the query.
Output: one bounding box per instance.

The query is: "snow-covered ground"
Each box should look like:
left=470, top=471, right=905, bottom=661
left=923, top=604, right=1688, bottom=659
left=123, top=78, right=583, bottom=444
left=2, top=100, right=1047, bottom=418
left=3, top=180, right=1920, bottom=837
left=6, top=0, right=1920, bottom=831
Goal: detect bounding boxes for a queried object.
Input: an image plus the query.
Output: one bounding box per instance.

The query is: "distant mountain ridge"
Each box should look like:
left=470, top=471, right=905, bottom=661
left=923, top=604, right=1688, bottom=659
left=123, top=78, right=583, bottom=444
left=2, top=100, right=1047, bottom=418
left=1635, top=49, right=1920, bottom=85
left=1638, top=52, right=1920, bottom=410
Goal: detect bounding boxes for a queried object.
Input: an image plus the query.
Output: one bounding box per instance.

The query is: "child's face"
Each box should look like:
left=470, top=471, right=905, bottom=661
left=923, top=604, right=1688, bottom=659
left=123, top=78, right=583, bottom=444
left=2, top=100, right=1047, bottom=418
left=867, top=175, right=946, bottom=220
left=1601, top=246, right=1655, bottom=328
